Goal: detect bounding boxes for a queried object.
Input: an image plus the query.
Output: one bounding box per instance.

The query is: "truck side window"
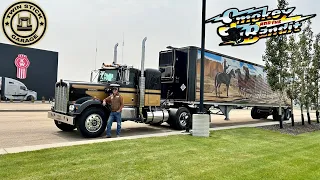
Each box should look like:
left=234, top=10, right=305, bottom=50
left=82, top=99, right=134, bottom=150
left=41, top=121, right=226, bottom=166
left=9, top=82, right=13, bottom=84
left=20, top=86, right=26, bottom=90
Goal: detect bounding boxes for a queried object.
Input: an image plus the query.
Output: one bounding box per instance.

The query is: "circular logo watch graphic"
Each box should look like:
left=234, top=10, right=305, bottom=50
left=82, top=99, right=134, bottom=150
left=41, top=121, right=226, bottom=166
left=15, top=54, right=30, bottom=79
left=2, top=1, right=47, bottom=46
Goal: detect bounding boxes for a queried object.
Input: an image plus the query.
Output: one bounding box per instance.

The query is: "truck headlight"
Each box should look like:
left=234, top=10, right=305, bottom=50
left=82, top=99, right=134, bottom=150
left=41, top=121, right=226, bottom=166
left=69, top=105, right=75, bottom=112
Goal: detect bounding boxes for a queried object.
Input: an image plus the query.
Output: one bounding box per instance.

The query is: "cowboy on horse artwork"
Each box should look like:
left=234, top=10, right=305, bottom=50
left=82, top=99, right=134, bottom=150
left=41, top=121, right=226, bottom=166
left=214, top=58, right=235, bottom=97
left=223, top=58, right=230, bottom=73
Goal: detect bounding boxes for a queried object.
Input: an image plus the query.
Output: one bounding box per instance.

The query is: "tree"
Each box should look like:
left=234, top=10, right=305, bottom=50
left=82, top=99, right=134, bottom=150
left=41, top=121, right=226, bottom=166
left=295, top=33, right=306, bottom=124
left=262, top=0, right=290, bottom=128
left=312, top=32, right=320, bottom=123
left=298, top=19, right=314, bottom=124
left=287, top=34, right=300, bottom=126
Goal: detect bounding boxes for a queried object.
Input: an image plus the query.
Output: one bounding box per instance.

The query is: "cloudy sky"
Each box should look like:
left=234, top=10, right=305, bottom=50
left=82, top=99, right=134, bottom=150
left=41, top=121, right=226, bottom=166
left=0, top=0, right=318, bottom=82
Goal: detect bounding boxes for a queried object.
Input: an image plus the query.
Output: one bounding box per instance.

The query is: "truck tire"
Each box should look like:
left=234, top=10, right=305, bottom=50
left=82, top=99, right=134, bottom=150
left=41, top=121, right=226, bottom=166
left=170, top=107, right=191, bottom=130
left=272, top=108, right=285, bottom=121
left=284, top=109, right=291, bottom=120
left=76, top=107, right=108, bottom=138
left=54, top=120, right=76, bottom=131
left=251, top=107, right=260, bottom=119
left=26, top=96, right=32, bottom=101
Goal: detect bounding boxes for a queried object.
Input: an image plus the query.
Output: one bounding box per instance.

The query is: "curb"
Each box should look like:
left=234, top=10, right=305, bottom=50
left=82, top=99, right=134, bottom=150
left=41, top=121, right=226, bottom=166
left=0, top=131, right=186, bottom=155
left=0, top=121, right=283, bottom=155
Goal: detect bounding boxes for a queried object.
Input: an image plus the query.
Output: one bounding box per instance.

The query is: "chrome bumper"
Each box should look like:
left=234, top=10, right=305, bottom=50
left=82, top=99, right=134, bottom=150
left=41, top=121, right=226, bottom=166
left=48, top=111, right=75, bottom=125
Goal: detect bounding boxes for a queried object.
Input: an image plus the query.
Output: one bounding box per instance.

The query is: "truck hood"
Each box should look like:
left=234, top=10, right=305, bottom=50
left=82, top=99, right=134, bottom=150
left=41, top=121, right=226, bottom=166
left=62, top=80, right=120, bottom=90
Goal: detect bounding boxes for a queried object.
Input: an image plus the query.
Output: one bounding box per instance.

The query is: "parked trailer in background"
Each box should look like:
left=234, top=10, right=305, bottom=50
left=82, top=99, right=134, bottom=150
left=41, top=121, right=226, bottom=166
left=47, top=38, right=291, bottom=138
left=0, top=76, right=37, bottom=101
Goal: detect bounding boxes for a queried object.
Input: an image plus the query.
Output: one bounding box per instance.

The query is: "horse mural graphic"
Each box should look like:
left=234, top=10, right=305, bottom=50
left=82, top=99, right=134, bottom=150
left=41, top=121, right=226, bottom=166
left=235, top=68, right=247, bottom=96
left=214, top=69, right=236, bottom=97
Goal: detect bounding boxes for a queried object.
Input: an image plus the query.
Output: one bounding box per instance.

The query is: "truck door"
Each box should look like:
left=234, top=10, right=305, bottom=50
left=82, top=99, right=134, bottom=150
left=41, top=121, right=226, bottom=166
left=18, top=85, right=28, bottom=96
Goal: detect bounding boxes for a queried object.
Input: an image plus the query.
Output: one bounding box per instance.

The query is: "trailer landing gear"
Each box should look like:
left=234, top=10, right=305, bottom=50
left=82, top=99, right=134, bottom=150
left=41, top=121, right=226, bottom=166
left=218, top=105, right=234, bottom=120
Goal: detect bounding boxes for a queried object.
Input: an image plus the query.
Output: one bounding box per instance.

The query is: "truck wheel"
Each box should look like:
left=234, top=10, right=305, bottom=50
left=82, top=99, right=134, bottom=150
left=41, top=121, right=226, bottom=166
left=171, top=107, right=191, bottom=130
left=272, top=108, right=285, bottom=121
left=54, top=120, right=76, bottom=131
left=284, top=109, right=291, bottom=120
left=251, top=107, right=260, bottom=119
left=26, top=96, right=33, bottom=101
left=76, top=107, right=108, bottom=138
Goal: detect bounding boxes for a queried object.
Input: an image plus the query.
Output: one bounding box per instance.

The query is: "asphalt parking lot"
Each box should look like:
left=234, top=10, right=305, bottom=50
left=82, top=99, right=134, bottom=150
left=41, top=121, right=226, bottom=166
left=0, top=102, right=317, bottom=150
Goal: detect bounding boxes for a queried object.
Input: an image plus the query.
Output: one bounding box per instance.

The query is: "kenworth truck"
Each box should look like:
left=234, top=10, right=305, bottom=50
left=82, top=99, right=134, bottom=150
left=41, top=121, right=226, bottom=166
left=48, top=37, right=291, bottom=138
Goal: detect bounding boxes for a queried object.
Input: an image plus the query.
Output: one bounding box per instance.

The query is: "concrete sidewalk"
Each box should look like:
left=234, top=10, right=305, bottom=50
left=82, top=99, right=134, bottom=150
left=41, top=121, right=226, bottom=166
left=0, top=121, right=280, bottom=155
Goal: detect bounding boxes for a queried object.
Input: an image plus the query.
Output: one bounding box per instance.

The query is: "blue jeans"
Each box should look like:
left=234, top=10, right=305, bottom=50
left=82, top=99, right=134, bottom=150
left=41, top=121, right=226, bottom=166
left=106, top=112, right=122, bottom=136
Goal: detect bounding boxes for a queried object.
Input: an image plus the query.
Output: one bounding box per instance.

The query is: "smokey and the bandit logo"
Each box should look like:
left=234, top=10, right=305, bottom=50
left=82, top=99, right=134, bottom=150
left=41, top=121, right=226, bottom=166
left=2, top=1, right=47, bottom=46
left=206, top=6, right=316, bottom=46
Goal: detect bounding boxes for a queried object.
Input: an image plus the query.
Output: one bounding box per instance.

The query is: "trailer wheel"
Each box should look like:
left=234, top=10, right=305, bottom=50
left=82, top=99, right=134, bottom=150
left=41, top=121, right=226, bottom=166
left=76, top=107, right=107, bottom=138
left=251, top=107, right=260, bottom=119
left=54, top=120, right=76, bottom=131
left=284, top=109, right=291, bottom=120
left=171, top=107, right=191, bottom=130
left=272, top=108, right=285, bottom=121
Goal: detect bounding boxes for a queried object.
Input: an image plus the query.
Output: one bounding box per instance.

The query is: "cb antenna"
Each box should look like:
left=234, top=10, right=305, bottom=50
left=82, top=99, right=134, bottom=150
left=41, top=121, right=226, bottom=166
left=122, top=32, right=124, bottom=64
left=94, top=39, right=97, bottom=70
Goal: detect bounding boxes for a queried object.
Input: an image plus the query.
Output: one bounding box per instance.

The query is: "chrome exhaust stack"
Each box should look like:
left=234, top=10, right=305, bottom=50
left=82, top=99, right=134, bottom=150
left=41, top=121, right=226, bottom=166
left=139, top=37, right=147, bottom=121
left=113, top=43, right=119, bottom=65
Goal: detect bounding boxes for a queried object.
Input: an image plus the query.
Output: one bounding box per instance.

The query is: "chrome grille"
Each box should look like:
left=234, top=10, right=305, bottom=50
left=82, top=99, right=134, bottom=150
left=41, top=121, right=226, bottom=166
left=54, top=83, right=69, bottom=113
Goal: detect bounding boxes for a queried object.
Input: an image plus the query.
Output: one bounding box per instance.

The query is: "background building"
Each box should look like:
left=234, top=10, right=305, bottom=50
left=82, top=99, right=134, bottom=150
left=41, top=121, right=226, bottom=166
left=0, top=43, right=58, bottom=101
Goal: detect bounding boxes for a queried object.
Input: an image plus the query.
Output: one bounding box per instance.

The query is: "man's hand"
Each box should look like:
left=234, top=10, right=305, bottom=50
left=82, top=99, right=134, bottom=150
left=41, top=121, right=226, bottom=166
left=102, top=100, right=106, bottom=106
left=117, top=109, right=122, bottom=113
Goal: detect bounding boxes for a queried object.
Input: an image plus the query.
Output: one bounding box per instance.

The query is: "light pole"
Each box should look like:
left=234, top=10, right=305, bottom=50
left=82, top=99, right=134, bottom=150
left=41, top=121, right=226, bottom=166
left=199, top=0, right=206, bottom=113
left=191, top=0, right=210, bottom=137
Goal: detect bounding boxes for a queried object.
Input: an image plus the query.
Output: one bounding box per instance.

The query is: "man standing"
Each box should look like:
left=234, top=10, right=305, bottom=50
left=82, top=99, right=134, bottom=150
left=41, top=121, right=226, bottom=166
left=102, top=87, right=124, bottom=138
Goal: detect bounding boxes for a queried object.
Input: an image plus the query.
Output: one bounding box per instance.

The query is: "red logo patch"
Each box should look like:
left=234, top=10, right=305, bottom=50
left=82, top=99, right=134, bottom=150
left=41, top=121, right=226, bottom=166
left=14, top=54, right=30, bottom=79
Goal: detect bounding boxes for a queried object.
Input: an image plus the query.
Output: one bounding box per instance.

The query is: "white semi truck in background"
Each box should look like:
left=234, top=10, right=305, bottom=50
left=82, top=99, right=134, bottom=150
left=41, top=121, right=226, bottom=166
left=0, top=76, right=37, bottom=101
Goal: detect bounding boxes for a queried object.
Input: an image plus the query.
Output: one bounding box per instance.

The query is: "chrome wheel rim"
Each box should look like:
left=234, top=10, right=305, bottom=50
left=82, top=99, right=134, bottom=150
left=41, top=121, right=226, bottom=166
left=85, top=114, right=103, bottom=133
left=179, top=112, right=189, bottom=127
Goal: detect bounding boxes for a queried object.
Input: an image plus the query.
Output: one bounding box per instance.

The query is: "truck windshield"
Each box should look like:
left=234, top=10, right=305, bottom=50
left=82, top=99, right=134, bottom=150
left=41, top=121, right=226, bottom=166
left=98, top=69, right=118, bottom=82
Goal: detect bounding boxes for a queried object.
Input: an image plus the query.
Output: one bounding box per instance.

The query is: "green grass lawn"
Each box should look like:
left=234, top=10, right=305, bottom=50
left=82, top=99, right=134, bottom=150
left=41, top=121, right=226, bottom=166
left=1, top=128, right=320, bottom=180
